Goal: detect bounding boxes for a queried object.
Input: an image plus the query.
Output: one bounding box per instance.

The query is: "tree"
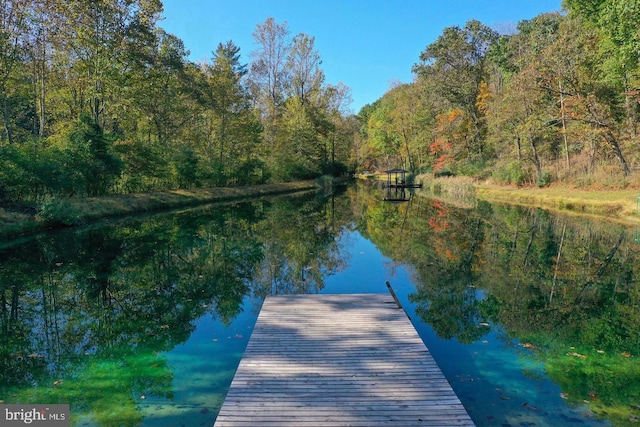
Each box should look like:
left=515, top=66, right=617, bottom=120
left=0, top=0, right=31, bottom=145
left=564, top=0, right=640, bottom=136
left=413, top=20, right=498, bottom=162
left=486, top=13, right=565, bottom=185
left=286, top=33, right=324, bottom=106
left=61, top=114, right=123, bottom=196
left=249, top=17, right=291, bottom=151
left=201, top=41, right=262, bottom=186
left=321, top=83, right=355, bottom=174
left=51, top=0, right=163, bottom=128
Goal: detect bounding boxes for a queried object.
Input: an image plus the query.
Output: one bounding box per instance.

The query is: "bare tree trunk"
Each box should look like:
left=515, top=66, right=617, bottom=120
left=559, top=81, right=570, bottom=169
left=603, top=129, right=630, bottom=175
left=33, top=27, right=47, bottom=138
left=624, top=76, right=637, bottom=138
left=549, top=223, right=566, bottom=303
left=2, top=96, right=14, bottom=144
left=528, top=135, right=542, bottom=180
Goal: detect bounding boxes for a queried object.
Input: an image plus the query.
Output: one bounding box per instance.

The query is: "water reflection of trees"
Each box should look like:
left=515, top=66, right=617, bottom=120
left=252, top=194, right=350, bottom=296
left=358, top=191, right=488, bottom=343
left=355, top=187, right=640, bottom=425
left=0, top=191, right=352, bottom=425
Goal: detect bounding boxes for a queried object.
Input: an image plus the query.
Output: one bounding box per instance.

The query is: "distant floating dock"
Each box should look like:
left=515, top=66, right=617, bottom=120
left=214, top=293, right=475, bottom=426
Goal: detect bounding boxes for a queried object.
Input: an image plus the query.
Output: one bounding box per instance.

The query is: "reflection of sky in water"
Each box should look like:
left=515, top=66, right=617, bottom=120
left=62, top=228, right=609, bottom=427
left=327, top=231, right=608, bottom=426
left=142, top=230, right=608, bottom=427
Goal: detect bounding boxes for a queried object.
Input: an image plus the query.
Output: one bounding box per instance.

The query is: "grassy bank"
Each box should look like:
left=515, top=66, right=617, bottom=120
left=383, top=173, right=640, bottom=224
left=0, top=181, right=319, bottom=239
left=475, top=182, right=640, bottom=224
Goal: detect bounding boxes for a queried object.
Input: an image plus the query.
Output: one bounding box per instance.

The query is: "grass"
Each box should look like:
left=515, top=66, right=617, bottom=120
left=64, top=182, right=318, bottom=221
left=0, top=181, right=319, bottom=239
left=475, top=182, right=640, bottom=224
left=414, top=174, right=478, bottom=209
left=358, top=172, right=640, bottom=224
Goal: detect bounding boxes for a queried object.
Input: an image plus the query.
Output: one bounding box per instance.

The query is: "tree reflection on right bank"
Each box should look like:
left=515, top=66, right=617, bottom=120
left=355, top=185, right=640, bottom=426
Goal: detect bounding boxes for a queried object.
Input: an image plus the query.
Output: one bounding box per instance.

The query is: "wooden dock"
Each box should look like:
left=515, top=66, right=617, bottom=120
left=214, top=293, right=475, bottom=426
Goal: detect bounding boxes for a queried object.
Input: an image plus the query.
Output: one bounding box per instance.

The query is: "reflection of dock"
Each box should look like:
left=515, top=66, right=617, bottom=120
left=214, top=294, right=475, bottom=426
left=384, top=187, right=411, bottom=202
left=385, top=183, right=423, bottom=188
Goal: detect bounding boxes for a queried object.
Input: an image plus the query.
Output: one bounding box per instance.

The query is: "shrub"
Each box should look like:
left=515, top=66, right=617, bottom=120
left=37, top=197, right=80, bottom=226
left=537, top=171, right=553, bottom=187
left=492, top=161, right=529, bottom=186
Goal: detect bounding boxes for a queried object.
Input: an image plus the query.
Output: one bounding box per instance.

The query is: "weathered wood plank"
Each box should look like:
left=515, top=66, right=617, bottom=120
left=213, top=293, right=475, bottom=427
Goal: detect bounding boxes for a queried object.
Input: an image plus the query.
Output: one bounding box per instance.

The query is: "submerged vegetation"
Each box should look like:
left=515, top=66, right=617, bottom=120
left=1, top=183, right=640, bottom=425
left=354, top=185, right=640, bottom=425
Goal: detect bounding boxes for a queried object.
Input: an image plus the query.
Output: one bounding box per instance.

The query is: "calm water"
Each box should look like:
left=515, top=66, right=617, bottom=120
left=1, top=184, right=639, bottom=426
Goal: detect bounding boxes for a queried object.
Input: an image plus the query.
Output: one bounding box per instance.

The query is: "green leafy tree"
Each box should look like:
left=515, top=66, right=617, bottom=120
left=249, top=17, right=291, bottom=154
left=200, top=41, right=262, bottom=186
left=413, top=20, right=498, bottom=163
left=62, top=115, right=123, bottom=196
left=564, top=0, right=640, bottom=136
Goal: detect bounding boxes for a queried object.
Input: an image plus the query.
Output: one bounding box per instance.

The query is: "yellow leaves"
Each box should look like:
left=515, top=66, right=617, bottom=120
left=476, top=81, right=492, bottom=114
left=436, top=108, right=466, bottom=127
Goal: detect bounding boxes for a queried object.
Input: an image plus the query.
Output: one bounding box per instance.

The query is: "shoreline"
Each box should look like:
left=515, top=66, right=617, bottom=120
left=3, top=179, right=640, bottom=240
left=475, top=183, right=640, bottom=225
left=0, top=181, right=321, bottom=239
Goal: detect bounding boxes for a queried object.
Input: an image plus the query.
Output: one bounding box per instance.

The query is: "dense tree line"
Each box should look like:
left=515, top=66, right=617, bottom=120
left=358, top=1, right=640, bottom=187
left=0, top=1, right=356, bottom=203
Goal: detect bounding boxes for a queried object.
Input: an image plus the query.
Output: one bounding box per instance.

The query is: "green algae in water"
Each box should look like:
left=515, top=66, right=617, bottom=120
left=2, top=187, right=640, bottom=426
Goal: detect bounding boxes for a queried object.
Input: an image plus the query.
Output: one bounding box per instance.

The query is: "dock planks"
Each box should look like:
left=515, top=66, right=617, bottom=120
left=214, top=293, right=475, bottom=426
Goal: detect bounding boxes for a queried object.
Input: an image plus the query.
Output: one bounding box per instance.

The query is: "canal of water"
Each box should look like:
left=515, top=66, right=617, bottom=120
left=2, top=183, right=638, bottom=426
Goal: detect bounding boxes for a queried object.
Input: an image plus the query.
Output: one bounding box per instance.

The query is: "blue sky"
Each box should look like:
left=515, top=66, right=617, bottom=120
left=160, top=0, right=563, bottom=113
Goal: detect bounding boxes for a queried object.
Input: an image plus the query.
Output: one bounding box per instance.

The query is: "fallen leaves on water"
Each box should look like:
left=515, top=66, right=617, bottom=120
left=567, top=352, right=587, bottom=359
left=522, top=402, right=543, bottom=413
